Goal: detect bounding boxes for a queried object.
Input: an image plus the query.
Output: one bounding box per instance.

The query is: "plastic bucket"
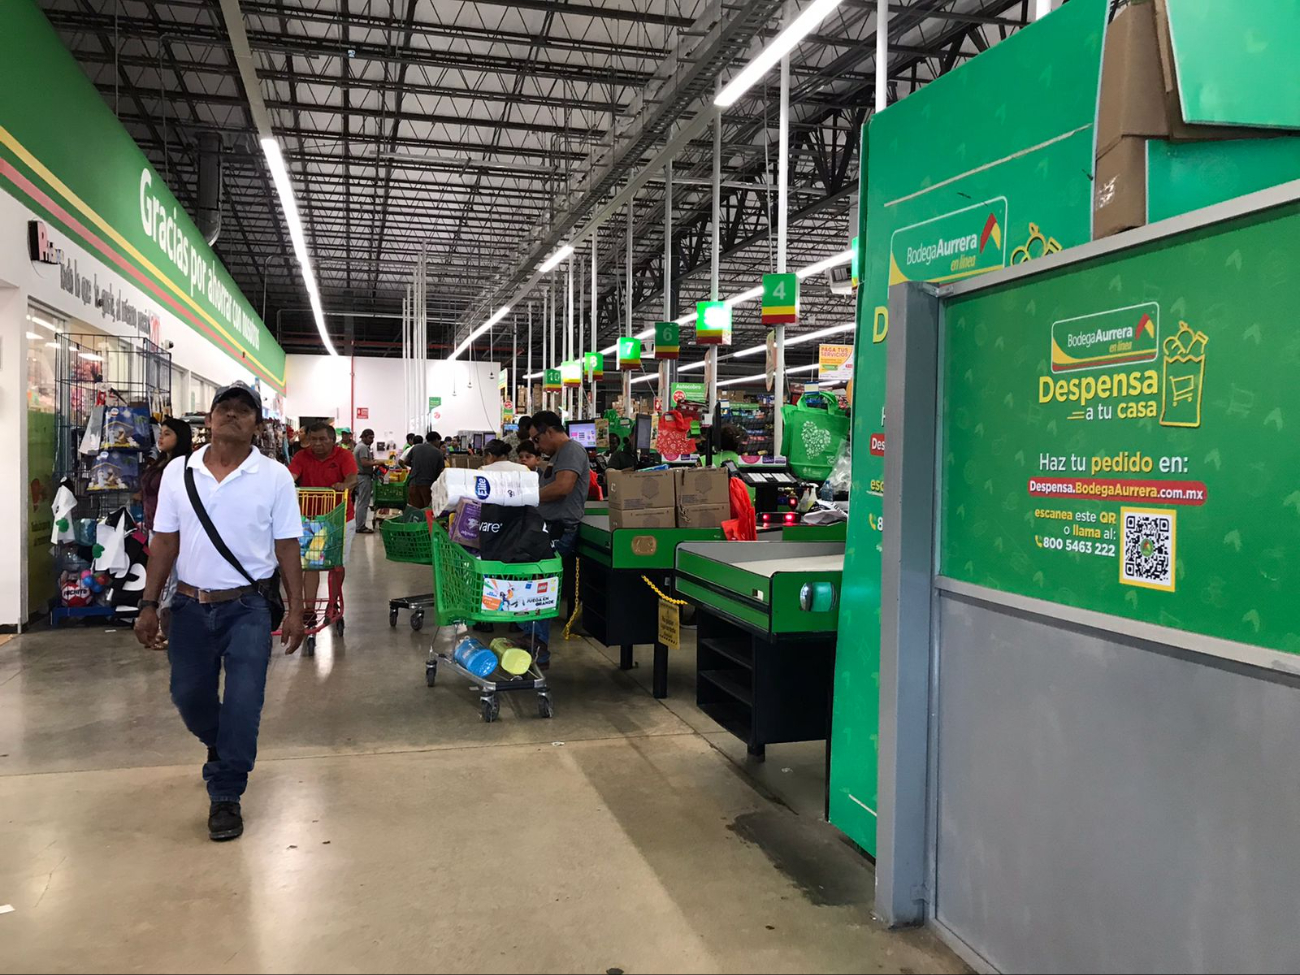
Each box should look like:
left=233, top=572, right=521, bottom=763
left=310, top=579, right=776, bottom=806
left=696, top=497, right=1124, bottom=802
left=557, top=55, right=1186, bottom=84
left=499, top=647, right=532, bottom=676
left=452, top=637, right=498, bottom=678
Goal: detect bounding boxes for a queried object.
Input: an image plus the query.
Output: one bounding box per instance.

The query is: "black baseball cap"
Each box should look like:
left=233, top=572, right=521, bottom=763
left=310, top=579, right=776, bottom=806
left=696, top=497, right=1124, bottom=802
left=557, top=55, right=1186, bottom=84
left=211, top=381, right=263, bottom=421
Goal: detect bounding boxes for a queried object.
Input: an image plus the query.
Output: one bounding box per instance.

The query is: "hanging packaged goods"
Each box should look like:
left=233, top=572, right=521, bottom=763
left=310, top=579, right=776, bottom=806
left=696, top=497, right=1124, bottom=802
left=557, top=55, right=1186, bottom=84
left=761, top=273, right=799, bottom=325
left=654, top=321, right=680, bottom=359
left=695, top=301, right=732, bottom=346
left=617, top=337, right=642, bottom=370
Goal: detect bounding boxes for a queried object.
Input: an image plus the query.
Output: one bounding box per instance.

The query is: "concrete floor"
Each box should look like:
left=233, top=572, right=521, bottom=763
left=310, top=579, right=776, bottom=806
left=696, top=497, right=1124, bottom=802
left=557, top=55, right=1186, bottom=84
left=0, top=534, right=962, bottom=974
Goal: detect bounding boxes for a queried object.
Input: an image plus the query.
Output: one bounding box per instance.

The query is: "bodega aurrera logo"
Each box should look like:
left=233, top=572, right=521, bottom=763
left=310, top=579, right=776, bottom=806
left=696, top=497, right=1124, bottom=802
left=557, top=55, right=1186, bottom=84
left=890, top=198, right=1008, bottom=286
left=1051, top=303, right=1160, bottom=373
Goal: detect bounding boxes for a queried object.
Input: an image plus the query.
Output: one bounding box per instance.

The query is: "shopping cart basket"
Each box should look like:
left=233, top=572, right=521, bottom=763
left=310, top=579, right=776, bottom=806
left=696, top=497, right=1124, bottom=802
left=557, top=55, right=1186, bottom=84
left=382, top=515, right=435, bottom=630
left=373, top=468, right=410, bottom=511
left=424, top=518, right=561, bottom=722
left=285, top=487, right=349, bottom=656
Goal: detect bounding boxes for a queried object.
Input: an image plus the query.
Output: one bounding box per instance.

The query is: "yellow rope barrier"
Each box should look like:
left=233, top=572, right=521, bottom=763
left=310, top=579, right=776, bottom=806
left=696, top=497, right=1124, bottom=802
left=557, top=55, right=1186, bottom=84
left=562, top=555, right=582, bottom=640
left=641, top=574, right=689, bottom=606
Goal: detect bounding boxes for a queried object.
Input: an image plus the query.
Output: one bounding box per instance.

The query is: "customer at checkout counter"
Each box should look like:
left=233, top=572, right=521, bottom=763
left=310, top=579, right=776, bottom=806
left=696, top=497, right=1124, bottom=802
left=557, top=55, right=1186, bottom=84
left=520, top=411, right=590, bottom=669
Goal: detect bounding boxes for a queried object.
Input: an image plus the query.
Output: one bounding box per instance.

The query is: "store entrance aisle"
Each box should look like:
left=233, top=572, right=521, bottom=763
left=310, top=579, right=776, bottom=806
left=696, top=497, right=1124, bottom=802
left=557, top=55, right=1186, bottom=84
left=0, top=537, right=960, bottom=974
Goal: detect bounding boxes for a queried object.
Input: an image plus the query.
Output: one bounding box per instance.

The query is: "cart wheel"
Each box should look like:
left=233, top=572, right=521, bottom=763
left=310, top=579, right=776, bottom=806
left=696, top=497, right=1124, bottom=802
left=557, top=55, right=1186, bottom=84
left=425, top=660, right=437, bottom=687
left=410, top=610, right=425, bottom=632
left=334, top=618, right=345, bottom=637
left=304, top=635, right=316, bottom=657
left=538, top=695, right=554, bottom=719
left=389, top=607, right=399, bottom=628
left=481, top=697, right=500, bottom=723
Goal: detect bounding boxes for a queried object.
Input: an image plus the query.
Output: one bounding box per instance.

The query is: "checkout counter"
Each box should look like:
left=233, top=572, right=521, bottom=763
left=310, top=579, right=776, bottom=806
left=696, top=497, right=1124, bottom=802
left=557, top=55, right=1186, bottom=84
left=675, top=540, right=844, bottom=761
left=577, top=514, right=724, bottom=697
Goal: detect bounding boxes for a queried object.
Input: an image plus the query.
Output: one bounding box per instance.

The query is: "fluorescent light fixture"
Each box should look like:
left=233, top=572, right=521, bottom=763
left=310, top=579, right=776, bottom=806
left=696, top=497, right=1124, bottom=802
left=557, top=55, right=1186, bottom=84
left=718, top=363, right=819, bottom=387
left=26, top=331, right=41, bottom=340
left=78, top=352, right=104, bottom=362
left=797, top=248, right=853, bottom=279
left=262, top=138, right=338, bottom=357
left=539, top=245, right=574, bottom=273
left=524, top=371, right=545, bottom=380
left=725, top=285, right=764, bottom=307
left=601, top=326, right=655, bottom=356
left=46, top=341, right=60, bottom=348
left=732, top=321, right=855, bottom=357
left=632, top=374, right=660, bottom=385
left=715, top=0, right=848, bottom=108
left=451, top=305, right=512, bottom=360
left=677, top=360, right=707, bottom=373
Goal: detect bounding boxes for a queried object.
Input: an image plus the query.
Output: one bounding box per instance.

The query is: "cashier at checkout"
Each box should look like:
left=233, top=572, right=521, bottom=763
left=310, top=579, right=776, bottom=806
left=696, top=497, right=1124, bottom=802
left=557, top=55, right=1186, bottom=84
left=529, top=412, right=590, bottom=542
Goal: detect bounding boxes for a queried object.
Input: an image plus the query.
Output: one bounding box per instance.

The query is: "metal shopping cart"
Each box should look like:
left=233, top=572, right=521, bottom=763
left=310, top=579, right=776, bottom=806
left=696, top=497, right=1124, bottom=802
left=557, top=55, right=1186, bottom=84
left=425, top=519, right=561, bottom=722
left=276, top=487, right=349, bottom=657
left=381, top=515, right=435, bottom=631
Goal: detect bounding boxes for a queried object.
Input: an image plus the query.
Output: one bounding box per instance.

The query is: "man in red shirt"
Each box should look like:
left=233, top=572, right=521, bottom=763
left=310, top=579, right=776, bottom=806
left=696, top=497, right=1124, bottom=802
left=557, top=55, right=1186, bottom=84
left=289, top=422, right=359, bottom=620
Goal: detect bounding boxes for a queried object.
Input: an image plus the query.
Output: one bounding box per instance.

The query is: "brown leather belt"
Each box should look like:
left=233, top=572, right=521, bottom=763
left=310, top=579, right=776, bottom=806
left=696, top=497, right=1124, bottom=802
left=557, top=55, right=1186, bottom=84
left=177, top=581, right=258, bottom=604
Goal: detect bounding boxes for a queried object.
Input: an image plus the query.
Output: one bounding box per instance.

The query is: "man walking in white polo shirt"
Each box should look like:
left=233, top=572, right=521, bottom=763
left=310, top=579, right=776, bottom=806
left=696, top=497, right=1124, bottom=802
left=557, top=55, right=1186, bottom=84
left=136, top=381, right=306, bottom=841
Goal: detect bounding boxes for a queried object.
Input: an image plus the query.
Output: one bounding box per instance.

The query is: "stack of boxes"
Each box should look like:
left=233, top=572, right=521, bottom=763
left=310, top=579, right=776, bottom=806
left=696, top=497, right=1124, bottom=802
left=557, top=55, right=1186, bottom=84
left=1094, top=0, right=1300, bottom=239
left=606, top=468, right=732, bottom=531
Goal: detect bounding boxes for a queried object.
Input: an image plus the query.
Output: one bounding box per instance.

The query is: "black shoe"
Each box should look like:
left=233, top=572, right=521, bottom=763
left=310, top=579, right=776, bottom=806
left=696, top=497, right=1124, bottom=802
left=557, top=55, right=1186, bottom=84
left=357, top=527, right=374, bottom=534
left=208, top=802, right=243, bottom=841
left=206, top=746, right=220, bottom=765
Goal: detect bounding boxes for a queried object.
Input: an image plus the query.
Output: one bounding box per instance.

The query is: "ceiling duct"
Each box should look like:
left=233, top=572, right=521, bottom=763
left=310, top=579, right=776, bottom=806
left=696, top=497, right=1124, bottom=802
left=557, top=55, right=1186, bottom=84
left=197, top=131, right=223, bottom=246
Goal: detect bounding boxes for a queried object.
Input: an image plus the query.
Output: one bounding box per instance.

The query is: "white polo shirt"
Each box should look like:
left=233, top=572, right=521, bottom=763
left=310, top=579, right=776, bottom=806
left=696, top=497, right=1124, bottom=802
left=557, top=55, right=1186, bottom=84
left=154, top=446, right=302, bottom=590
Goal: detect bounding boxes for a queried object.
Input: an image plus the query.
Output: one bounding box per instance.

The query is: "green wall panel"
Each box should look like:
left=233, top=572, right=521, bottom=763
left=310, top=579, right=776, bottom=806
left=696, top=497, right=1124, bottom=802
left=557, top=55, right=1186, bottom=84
left=831, top=0, right=1109, bottom=855
left=1147, top=137, right=1300, bottom=224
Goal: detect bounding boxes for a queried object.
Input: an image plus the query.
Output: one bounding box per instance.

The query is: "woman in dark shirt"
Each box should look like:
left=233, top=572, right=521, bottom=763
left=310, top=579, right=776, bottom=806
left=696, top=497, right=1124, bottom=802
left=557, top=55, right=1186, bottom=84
left=138, top=417, right=192, bottom=649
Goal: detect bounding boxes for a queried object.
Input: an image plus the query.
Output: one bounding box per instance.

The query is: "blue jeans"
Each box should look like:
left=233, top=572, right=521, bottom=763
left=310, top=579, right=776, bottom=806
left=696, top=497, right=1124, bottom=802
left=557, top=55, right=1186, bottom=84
left=168, top=591, right=273, bottom=803
left=522, top=524, right=579, bottom=658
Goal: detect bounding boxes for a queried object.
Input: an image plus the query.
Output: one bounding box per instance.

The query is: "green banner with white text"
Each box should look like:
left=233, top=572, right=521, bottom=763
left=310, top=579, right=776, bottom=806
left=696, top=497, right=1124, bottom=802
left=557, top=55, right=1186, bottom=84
left=0, top=0, right=287, bottom=389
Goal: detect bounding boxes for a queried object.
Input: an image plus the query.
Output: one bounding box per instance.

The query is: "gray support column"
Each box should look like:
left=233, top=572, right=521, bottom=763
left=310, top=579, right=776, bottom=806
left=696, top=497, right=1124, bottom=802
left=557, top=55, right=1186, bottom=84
left=876, top=281, right=941, bottom=928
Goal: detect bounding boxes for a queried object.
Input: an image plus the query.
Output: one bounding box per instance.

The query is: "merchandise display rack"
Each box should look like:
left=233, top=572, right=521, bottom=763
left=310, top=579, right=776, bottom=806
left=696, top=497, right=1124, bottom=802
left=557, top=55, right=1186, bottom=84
left=51, top=332, right=170, bottom=626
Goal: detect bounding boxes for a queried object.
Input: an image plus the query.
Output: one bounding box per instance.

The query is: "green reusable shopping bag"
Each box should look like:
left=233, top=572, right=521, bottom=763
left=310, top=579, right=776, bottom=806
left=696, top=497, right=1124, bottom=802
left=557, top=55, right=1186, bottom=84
left=781, top=393, right=850, bottom=481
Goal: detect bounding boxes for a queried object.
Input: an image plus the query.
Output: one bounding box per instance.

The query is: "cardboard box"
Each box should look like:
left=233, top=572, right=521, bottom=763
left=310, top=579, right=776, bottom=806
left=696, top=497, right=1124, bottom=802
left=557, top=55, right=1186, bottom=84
left=1094, top=136, right=1148, bottom=239
left=674, top=467, right=730, bottom=508
left=606, top=468, right=676, bottom=511
left=608, top=505, right=677, bottom=531
left=1096, top=0, right=1169, bottom=157
left=675, top=502, right=730, bottom=530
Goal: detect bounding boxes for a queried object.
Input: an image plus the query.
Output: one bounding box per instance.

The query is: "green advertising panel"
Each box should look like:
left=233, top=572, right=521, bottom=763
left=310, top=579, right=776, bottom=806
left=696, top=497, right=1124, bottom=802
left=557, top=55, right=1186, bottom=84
left=832, top=0, right=1109, bottom=855
left=1146, top=137, right=1300, bottom=225
left=941, top=201, right=1300, bottom=652
left=1165, top=0, right=1300, bottom=130
left=0, top=1, right=287, bottom=389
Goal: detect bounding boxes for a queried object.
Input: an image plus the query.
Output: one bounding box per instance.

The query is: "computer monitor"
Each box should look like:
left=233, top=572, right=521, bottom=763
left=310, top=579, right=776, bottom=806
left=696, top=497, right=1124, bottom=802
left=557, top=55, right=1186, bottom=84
left=472, top=432, right=485, bottom=450
left=634, top=414, right=652, bottom=451
left=567, top=420, right=598, bottom=449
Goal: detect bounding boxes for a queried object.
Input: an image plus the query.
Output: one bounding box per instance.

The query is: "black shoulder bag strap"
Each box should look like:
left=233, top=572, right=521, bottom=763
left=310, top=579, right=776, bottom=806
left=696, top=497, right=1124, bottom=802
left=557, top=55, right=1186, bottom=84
left=184, top=466, right=286, bottom=629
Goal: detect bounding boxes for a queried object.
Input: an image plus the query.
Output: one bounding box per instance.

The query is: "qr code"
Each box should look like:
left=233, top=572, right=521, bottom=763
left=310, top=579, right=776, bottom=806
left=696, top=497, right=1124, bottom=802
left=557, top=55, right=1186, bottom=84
left=1120, top=508, right=1176, bottom=591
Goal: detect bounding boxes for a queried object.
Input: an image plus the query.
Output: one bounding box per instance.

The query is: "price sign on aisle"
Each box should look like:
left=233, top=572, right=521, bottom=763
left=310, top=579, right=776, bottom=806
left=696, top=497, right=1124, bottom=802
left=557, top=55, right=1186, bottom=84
left=761, top=273, right=799, bottom=325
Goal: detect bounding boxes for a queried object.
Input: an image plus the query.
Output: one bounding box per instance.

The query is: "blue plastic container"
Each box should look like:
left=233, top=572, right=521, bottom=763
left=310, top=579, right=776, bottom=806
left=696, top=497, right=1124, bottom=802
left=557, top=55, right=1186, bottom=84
left=452, top=637, right=499, bottom=679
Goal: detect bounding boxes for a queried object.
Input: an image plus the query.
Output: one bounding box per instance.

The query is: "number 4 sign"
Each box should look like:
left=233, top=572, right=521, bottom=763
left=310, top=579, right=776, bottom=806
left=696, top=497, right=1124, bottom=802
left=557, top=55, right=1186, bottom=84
left=762, top=273, right=799, bottom=325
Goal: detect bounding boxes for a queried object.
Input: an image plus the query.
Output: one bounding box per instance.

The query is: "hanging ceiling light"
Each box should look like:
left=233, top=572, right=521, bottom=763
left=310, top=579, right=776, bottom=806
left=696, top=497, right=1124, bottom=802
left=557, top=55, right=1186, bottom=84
left=715, top=0, right=849, bottom=108
left=262, top=138, right=337, bottom=357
